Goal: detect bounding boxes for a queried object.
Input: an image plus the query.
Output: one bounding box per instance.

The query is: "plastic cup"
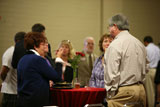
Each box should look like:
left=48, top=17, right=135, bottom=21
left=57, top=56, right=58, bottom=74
left=74, top=83, right=80, bottom=89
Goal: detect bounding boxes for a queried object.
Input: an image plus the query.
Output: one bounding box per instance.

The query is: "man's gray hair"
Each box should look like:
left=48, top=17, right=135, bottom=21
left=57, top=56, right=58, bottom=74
left=84, top=37, right=95, bottom=46
left=108, top=13, right=129, bottom=31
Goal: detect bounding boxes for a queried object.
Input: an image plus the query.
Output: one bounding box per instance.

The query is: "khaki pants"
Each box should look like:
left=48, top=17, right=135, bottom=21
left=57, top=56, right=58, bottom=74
left=107, top=84, right=146, bottom=107
left=144, top=69, right=156, bottom=107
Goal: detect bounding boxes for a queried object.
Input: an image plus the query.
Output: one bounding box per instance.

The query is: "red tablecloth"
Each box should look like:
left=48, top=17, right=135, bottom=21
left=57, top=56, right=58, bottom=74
left=50, top=87, right=106, bottom=107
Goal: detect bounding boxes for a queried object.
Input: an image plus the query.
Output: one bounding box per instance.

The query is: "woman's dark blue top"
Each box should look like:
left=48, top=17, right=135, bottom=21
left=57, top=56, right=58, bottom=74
left=17, top=53, right=62, bottom=107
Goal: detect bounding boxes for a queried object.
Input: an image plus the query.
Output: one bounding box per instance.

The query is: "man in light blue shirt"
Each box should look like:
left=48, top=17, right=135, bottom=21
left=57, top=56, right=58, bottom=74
left=144, top=36, right=160, bottom=68
left=144, top=36, right=160, bottom=107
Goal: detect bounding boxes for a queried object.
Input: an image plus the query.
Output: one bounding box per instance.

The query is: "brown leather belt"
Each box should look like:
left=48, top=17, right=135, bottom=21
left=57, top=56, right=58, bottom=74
left=119, top=81, right=143, bottom=87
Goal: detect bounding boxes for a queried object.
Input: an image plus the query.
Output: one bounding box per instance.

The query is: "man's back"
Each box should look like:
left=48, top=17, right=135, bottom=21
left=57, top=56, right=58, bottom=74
left=105, top=13, right=147, bottom=107
left=105, top=31, right=147, bottom=87
left=146, top=43, right=160, bottom=68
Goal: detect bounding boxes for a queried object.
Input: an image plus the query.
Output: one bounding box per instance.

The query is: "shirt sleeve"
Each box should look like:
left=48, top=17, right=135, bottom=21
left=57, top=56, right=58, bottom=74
left=55, top=57, right=64, bottom=63
left=2, top=47, right=13, bottom=68
left=104, top=45, right=121, bottom=97
left=37, top=57, right=62, bottom=83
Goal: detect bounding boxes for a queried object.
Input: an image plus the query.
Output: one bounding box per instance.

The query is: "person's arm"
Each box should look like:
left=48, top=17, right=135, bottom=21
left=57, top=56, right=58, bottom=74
left=104, top=46, right=121, bottom=98
left=37, top=57, right=62, bottom=82
left=0, top=66, right=9, bottom=81
left=1, top=46, right=14, bottom=81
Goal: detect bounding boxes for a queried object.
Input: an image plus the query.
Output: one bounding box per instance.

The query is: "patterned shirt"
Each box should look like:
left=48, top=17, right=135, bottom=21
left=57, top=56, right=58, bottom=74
left=89, top=54, right=104, bottom=88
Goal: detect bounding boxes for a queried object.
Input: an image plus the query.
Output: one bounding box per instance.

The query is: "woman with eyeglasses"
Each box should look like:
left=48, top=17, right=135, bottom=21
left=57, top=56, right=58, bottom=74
left=17, top=32, right=62, bottom=107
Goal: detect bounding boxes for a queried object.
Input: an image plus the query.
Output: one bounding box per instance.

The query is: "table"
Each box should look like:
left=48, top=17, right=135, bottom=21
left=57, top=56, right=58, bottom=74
left=50, top=87, right=106, bottom=107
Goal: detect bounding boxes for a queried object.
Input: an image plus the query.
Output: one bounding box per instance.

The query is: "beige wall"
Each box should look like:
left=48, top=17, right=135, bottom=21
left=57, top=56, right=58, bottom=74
left=0, top=0, right=160, bottom=105
left=0, top=0, right=160, bottom=63
left=103, top=0, right=160, bottom=43
left=0, top=0, right=101, bottom=58
left=0, top=0, right=101, bottom=105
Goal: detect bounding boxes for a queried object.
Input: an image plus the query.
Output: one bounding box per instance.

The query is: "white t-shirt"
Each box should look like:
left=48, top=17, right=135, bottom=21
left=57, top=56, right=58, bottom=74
left=1, top=46, right=17, bottom=94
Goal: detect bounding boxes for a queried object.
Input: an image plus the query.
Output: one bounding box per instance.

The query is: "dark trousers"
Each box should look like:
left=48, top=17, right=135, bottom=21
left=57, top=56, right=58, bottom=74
left=2, top=93, right=17, bottom=107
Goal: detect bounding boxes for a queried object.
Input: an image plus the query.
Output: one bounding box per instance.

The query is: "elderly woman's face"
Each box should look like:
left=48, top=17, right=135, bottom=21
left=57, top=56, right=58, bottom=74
left=102, top=37, right=112, bottom=52
left=35, top=42, right=48, bottom=57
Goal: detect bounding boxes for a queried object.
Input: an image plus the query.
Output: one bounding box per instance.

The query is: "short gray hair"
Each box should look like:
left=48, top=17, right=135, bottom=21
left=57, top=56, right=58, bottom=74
left=84, top=37, right=95, bottom=46
left=108, top=13, right=129, bottom=31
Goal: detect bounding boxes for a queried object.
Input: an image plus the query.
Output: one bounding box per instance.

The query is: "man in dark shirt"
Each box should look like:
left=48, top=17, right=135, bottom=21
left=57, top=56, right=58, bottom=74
left=12, top=23, right=52, bottom=68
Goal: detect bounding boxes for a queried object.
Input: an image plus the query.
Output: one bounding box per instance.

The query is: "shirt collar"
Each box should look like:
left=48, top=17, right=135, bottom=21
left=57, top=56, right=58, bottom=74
left=115, top=30, right=129, bottom=39
left=147, top=43, right=154, bottom=47
left=29, top=49, right=40, bottom=56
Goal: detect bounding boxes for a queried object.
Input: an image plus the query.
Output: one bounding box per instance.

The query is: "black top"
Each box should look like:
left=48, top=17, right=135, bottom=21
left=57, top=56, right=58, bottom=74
left=52, top=58, right=73, bottom=83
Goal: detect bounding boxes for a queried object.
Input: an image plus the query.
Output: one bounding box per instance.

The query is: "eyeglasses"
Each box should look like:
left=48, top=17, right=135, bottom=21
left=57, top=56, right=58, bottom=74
left=40, top=42, right=48, bottom=46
